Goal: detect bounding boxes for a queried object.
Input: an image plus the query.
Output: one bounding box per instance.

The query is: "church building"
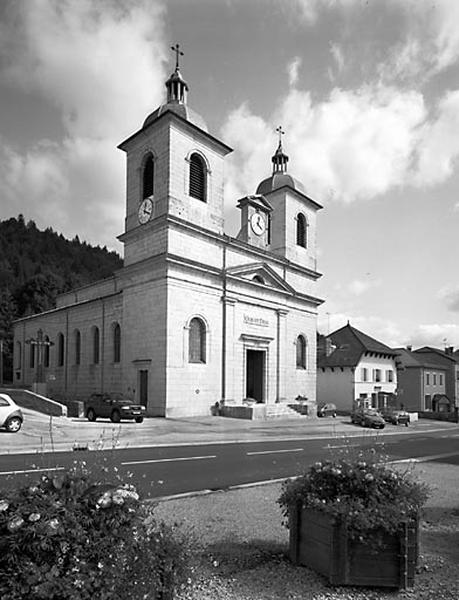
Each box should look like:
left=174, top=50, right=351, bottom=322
left=13, top=49, right=324, bottom=417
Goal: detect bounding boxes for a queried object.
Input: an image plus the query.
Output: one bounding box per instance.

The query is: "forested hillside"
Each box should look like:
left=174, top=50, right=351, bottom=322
left=0, top=215, right=123, bottom=381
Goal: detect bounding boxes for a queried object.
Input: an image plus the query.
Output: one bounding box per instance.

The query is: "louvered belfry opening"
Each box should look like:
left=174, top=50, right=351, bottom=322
left=143, top=154, right=154, bottom=198
left=296, top=213, right=307, bottom=247
left=189, top=153, right=206, bottom=201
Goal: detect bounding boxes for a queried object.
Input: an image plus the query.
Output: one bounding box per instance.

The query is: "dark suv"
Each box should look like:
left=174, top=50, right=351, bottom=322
left=85, top=393, right=145, bottom=423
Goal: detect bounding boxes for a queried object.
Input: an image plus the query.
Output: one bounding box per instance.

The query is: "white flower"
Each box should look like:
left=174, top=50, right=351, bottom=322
left=0, top=499, right=9, bottom=512
left=28, top=513, right=41, bottom=522
left=7, top=516, right=24, bottom=532
left=48, top=518, right=60, bottom=532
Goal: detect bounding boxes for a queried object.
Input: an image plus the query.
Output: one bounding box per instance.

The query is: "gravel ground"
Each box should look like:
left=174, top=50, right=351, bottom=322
left=153, top=461, right=459, bottom=600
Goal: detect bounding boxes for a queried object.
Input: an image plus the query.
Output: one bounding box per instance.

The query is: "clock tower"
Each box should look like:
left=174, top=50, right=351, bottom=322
left=236, top=194, right=272, bottom=249
left=117, top=44, right=232, bottom=267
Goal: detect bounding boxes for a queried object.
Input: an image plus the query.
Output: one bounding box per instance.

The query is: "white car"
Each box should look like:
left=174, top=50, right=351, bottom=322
left=0, top=393, right=23, bottom=433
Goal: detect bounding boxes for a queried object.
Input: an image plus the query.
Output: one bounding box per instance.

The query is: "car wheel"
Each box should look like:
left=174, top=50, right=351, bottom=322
left=111, top=410, right=121, bottom=423
left=87, top=408, right=96, bottom=422
left=332, top=412, right=336, bottom=418
left=135, top=417, right=144, bottom=423
left=5, top=416, right=22, bottom=433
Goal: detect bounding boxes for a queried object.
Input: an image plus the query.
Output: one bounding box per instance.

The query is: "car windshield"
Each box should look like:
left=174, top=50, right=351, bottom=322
left=110, top=394, right=133, bottom=404
left=365, top=409, right=380, bottom=415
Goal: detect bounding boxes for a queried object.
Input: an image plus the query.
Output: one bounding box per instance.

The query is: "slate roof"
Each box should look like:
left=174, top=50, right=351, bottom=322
left=394, top=348, right=448, bottom=370
left=414, top=346, right=459, bottom=363
left=317, top=324, right=396, bottom=368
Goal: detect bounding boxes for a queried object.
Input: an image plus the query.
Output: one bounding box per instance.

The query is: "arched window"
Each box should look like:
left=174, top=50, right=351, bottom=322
left=44, top=335, right=50, bottom=368
left=92, top=326, right=100, bottom=365
left=113, top=323, right=121, bottom=363
left=296, top=335, right=307, bottom=369
left=29, top=343, right=35, bottom=369
left=189, top=153, right=206, bottom=201
left=142, top=153, right=154, bottom=199
left=16, top=341, right=21, bottom=370
left=296, top=213, right=307, bottom=248
left=74, top=330, right=81, bottom=365
left=57, top=333, right=65, bottom=367
left=189, top=317, right=206, bottom=363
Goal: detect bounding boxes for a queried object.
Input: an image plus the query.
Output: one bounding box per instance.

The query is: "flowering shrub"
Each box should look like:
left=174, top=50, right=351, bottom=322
left=0, top=462, right=191, bottom=600
left=278, top=455, right=429, bottom=542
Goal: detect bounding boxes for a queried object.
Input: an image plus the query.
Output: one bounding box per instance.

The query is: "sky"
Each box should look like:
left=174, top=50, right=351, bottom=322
left=1, top=0, right=459, bottom=349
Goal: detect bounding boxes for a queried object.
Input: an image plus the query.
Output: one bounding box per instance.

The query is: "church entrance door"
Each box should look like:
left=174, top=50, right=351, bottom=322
left=246, top=349, right=265, bottom=402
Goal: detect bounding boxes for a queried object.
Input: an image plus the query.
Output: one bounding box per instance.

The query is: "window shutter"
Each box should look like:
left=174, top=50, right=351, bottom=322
left=143, top=155, right=154, bottom=198
left=189, top=154, right=206, bottom=201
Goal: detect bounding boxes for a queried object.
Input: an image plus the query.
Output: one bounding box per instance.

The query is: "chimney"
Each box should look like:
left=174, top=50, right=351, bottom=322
left=446, top=346, right=454, bottom=355
left=325, top=338, right=333, bottom=356
left=406, top=345, right=412, bottom=352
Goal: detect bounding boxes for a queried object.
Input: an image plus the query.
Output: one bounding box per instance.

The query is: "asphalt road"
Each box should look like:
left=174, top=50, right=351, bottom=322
left=1, top=429, right=459, bottom=498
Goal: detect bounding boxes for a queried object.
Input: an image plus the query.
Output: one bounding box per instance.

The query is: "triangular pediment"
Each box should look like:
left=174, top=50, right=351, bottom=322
left=225, top=262, right=295, bottom=294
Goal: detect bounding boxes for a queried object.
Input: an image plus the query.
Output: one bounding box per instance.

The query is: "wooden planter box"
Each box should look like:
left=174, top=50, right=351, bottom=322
left=289, top=505, right=418, bottom=589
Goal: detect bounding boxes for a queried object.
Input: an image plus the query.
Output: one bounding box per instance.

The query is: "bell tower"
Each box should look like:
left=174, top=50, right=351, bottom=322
left=117, top=44, right=232, bottom=267
left=255, top=127, right=322, bottom=271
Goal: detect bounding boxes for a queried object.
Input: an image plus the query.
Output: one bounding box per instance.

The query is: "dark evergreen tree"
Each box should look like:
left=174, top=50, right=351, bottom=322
left=0, top=216, right=123, bottom=382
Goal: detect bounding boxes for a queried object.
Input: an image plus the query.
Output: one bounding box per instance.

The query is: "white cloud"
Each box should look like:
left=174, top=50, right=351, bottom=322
left=347, top=279, right=378, bottom=296
left=317, top=310, right=403, bottom=347
left=222, top=84, right=430, bottom=208
left=287, top=56, right=302, bottom=87
left=330, top=43, right=344, bottom=74
left=438, top=285, right=459, bottom=312
left=291, top=0, right=361, bottom=25
left=406, top=324, right=459, bottom=349
left=0, top=0, right=167, bottom=249
left=413, top=91, right=459, bottom=186
left=389, top=0, right=459, bottom=78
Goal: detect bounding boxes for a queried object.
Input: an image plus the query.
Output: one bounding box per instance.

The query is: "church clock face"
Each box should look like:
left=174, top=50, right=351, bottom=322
left=138, top=198, right=153, bottom=224
left=250, top=212, right=266, bottom=236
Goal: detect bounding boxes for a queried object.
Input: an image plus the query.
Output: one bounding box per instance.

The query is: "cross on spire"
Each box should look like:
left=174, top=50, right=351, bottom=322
left=276, top=125, right=285, bottom=146
left=171, top=43, right=184, bottom=70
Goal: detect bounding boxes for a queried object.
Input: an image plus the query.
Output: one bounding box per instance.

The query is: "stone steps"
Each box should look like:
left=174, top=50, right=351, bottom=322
left=265, top=403, right=308, bottom=419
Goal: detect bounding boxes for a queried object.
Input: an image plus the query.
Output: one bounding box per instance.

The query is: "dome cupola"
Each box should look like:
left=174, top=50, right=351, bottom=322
left=256, top=127, right=305, bottom=195
left=142, top=43, right=208, bottom=132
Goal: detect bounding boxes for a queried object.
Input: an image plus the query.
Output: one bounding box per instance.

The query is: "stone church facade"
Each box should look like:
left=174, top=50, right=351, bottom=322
left=13, top=56, right=324, bottom=417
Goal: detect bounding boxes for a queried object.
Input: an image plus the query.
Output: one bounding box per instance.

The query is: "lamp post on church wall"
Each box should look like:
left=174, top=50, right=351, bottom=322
left=25, top=329, right=54, bottom=396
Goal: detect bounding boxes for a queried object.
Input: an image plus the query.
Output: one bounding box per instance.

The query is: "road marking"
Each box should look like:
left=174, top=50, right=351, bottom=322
left=388, top=451, right=459, bottom=464
left=324, top=443, right=359, bottom=449
left=0, top=466, right=65, bottom=476
left=246, top=448, right=303, bottom=456
left=121, top=454, right=217, bottom=466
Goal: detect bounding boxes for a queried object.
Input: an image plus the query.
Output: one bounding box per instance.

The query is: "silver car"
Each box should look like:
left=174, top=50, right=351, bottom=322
left=0, top=393, right=23, bottom=432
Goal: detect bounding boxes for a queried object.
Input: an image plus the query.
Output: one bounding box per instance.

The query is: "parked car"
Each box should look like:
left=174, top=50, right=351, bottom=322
left=0, top=393, right=23, bottom=433
left=317, top=403, right=337, bottom=418
left=380, top=407, right=410, bottom=426
left=350, top=408, right=385, bottom=429
left=85, top=392, right=145, bottom=423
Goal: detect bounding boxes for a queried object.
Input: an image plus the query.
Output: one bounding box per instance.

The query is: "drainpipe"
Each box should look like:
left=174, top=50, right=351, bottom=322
left=221, top=244, right=227, bottom=402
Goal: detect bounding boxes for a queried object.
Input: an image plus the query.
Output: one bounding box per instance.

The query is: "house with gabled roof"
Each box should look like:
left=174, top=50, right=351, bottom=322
left=395, top=347, right=450, bottom=412
left=317, top=323, right=398, bottom=412
left=413, top=346, right=459, bottom=410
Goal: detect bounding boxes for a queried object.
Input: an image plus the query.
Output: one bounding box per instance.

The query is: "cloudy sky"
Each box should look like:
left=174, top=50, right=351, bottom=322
left=1, top=0, right=459, bottom=349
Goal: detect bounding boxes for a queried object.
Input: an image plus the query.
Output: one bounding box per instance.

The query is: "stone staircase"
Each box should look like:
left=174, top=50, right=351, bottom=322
left=265, top=403, right=309, bottom=419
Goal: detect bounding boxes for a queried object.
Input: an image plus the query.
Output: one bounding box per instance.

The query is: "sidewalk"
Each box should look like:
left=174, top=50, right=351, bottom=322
left=1, top=408, right=458, bottom=454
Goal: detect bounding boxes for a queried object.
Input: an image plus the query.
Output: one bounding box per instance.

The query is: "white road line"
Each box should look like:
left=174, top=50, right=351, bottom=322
left=324, top=444, right=359, bottom=449
left=246, top=448, right=304, bottom=456
left=0, top=466, right=65, bottom=476
left=389, top=451, right=459, bottom=464
left=121, top=454, right=217, bottom=466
